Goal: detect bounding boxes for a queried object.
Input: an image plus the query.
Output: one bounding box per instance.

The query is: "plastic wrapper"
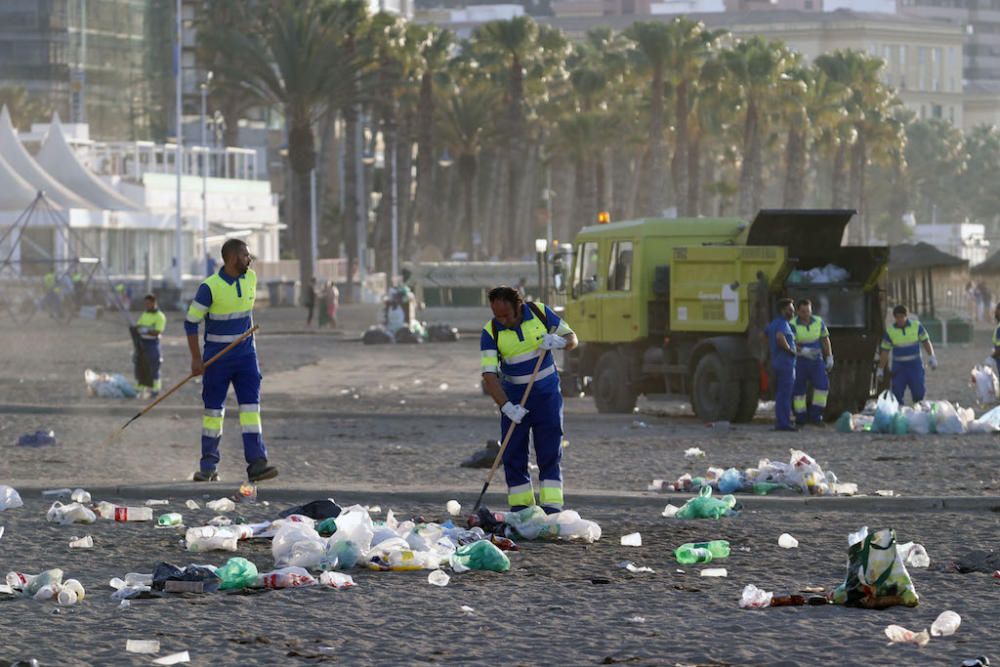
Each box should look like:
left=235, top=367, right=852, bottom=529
left=830, top=527, right=918, bottom=608
left=497, top=507, right=602, bottom=542
left=0, top=485, right=24, bottom=511
left=739, top=584, right=773, bottom=609
left=449, top=540, right=511, bottom=573
left=675, top=486, right=737, bottom=520
left=971, top=363, right=999, bottom=405
left=217, top=557, right=259, bottom=590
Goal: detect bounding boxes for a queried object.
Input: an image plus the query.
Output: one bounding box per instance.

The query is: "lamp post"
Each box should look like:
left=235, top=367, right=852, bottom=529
left=200, top=71, right=212, bottom=277
left=173, top=0, right=183, bottom=290
left=535, top=238, right=548, bottom=303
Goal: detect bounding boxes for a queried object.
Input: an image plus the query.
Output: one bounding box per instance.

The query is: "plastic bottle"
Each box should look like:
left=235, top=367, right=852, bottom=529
left=185, top=526, right=239, bottom=552
left=25, top=569, right=63, bottom=597
left=930, top=610, right=961, bottom=637
left=157, top=513, right=183, bottom=526
left=675, top=540, right=730, bottom=564
left=68, top=535, right=94, bottom=548
left=257, top=567, right=317, bottom=589
left=96, top=502, right=153, bottom=522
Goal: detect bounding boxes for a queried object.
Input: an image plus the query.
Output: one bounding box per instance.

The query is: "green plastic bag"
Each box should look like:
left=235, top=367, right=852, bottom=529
left=676, top=486, right=737, bottom=519
left=217, top=557, right=259, bottom=590
left=449, top=540, right=511, bottom=573
left=834, top=411, right=854, bottom=433
left=829, top=527, right=918, bottom=608
left=316, top=517, right=338, bottom=537
left=891, top=412, right=908, bottom=435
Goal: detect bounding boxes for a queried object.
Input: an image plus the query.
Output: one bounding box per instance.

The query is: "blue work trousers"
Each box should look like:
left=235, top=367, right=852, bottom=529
left=138, top=340, right=161, bottom=392
left=773, top=362, right=796, bottom=430
left=200, top=353, right=267, bottom=472
left=891, top=360, right=925, bottom=405
left=793, top=357, right=829, bottom=423
left=500, top=386, right=564, bottom=512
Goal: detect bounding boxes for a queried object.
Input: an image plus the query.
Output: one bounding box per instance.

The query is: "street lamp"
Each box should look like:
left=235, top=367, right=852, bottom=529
left=200, top=71, right=212, bottom=277
left=535, top=238, right=548, bottom=303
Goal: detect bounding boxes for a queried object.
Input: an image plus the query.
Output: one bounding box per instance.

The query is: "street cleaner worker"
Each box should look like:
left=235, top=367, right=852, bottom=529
left=767, top=298, right=797, bottom=431
left=877, top=304, right=937, bottom=405
left=480, top=286, right=577, bottom=514
left=792, top=298, right=832, bottom=425
left=184, top=239, right=277, bottom=483
left=135, top=293, right=166, bottom=398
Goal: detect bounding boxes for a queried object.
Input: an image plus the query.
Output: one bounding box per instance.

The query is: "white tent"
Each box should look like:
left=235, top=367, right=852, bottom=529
left=0, top=151, right=40, bottom=211
left=35, top=114, right=141, bottom=212
left=0, top=107, right=92, bottom=210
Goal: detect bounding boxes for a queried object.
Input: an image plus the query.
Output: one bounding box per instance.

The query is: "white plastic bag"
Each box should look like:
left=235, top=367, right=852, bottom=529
left=971, top=364, right=999, bottom=405
left=902, top=405, right=932, bottom=435
left=873, top=391, right=899, bottom=433
left=933, top=400, right=967, bottom=434
left=271, top=522, right=328, bottom=569
left=0, top=485, right=23, bottom=511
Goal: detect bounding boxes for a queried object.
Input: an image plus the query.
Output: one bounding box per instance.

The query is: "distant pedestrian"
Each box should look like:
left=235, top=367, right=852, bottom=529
left=327, top=282, right=339, bottom=328
left=304, top=277, right=317, bottom=328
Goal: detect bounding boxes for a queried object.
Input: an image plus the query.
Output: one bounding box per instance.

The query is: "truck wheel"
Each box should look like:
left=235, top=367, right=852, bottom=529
left=593, top=351, right=637, bottom=413
left=691, top=352, right=739, bottom=422
left=734, top=374, right=760, bottom=423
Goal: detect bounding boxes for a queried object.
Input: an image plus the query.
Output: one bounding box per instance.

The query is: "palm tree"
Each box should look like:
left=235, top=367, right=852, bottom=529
left=212, top=0, right=367, bottom=286
left=437, top=81, right=498, bottom=258
left=0, top=86, right=49, bottom=129
left=721, top=37, right=790, bottom=216
left=625, top=22, right=673, bottom=216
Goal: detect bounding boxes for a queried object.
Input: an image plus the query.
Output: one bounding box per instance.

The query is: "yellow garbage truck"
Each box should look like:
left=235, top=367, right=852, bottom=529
left=560, top=209, right=889, bottom=421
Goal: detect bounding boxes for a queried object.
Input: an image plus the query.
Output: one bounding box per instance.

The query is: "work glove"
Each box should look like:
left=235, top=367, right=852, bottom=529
left=137, top=326, right=149, bottom=335
left=928, top=355, right=938, bottom=370
left=539, top=333, right=567, bottom=350
left=501, top=401, right=528, bottom=424
left=825, top=355, right=834, bottom=371
left=876, top=367, right=885, bottom=382
left=796, top=347, right=819, bottom=360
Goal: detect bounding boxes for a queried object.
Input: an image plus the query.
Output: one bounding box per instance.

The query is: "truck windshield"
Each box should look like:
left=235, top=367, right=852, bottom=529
left=574, top=242, right=599, bottom=295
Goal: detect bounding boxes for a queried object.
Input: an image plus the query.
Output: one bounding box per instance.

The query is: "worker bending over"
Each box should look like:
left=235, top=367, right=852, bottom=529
left=480, top=286, right=577, bottom=514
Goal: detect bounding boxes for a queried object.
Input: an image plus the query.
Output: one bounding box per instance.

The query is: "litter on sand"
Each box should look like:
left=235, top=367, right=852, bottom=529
left=838, top=391, right=995, bottom=435
left=660, top=449, right=856, bottom=496
left=884, top=625, right=930, bottom=647
left=84, top=369, right=137, bottom=399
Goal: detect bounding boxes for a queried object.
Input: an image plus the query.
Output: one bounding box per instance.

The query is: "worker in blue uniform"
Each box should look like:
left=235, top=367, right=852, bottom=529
left=877, top=304, right=937, bottom=405
left=134, top=293, right=167, bottom=398
left=792, top=298, right=833, bottom=425
left=480, top=286, right=577, bottom=514
left=184, top=239, right=277, bottom=483
left=767, top=298, right=798, bottom=431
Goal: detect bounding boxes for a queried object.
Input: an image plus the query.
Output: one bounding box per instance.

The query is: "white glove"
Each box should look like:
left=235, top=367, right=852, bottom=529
left=825, top=355, right=834, bottom=371
left=928, top=355, right=938, bottom=370
left=876, top=367, right=885, bottom=381
left=539, top=333, right=567, bottom=350
left=797, top=347, right=819, bottom=360
left=501, top=401, right=528, bottom=424
left=137, top=326, right=149, bottom=335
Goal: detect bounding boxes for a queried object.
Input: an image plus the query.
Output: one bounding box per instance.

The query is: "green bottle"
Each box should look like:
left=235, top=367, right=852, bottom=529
left=157, top=512, right=183, bottom=526
left=752, top=482, right=786, bottom=496
left=674, top=540, right=730, bottom=565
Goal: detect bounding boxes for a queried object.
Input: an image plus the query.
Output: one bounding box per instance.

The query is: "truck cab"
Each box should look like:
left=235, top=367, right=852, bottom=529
left=560, top=209, right=888, bottom=421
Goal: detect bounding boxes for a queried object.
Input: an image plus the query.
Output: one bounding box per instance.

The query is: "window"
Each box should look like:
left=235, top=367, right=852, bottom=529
left=574, top=241, right=600, bottom=295
left=607, top=241, right=634, bottom=292
left=932, top=104, right=943, bottom=118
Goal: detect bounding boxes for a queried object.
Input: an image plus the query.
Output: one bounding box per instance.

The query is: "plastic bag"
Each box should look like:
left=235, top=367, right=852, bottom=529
left=0, top=485, right=24, bottom=511
left=933, top=400, right=967, bottom=434
left=271, top=522, right=329, bottom=569
left=327, top=507, right=375, bottom=552
left=84, top=369, right=137, bottom=399
left=718, top=468, right=744, bottom=494
left=971, top=404, right=1000, bottom=431
left=834, top=411, right=854, bottom=433
left=497, top=507, right=602, bottom=543
left=217, top=557, right=259, bottom=590
left=449, top=540, right=511, bottom=573
left=829, top=527, right=918, bottom=608
left=152, top=562, right=220, bottom=593
left=675, top=486, right=737, bottom=520
left=971, top=364, right=999, bottom=405
left=872, top=391, right=899, bottom=434
left=739, top=584, right=773, bottom=609
left=902, top=405, right=932, bottom=435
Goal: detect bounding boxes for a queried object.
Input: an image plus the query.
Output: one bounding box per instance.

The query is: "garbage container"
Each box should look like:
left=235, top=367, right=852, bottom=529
left=281, top=280, right=298, bottom=308
left=266, top=280, right=282, bottom=307
left=918, top=314, right=942, bottom=343
left=946, top=317, right=973, bottom=344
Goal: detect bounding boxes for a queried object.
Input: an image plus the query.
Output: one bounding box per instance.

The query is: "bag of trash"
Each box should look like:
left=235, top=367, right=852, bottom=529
left=0, top=485, right=24, bottom=510
left=933, top=400, right=967, bottom=434
left=427, top=323, right=460, bottom=343
left=891, top=412, right=908, bottom=435
left=327, top=507, right=375, bottom=552
left=16, top=430, right=57, bottom=447
left=450, top=540, right=511, bottom=573
left=971, top=404, right=1000, bottom=432
left=903, top=405, right=932, bottom=435
left=675, top=486, right=737, bottom=520
left=834, top=411, right=854, bottom=433
left=501, top=507, right=602, bottom=542
left=829, top=527, right=918, bottom=608
left=362, top=326, right=393, bottom=345
left=217, top=557, right=259, bottom=591
left=872, top=391, right=899, bottom=434
left=152, top=562, right=220, bottom=593
left=971, top=363, right=999, bottom=405
left=718, top=468, right=744, bottom=494
left=272, top=522, right=328, bottom=570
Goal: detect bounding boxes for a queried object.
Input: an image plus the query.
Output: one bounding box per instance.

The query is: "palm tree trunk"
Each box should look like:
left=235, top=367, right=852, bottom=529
left=488, top=153, right=506, bottom=259
left=672, top=81, right=690, bottom=216
left=700, top=144, right=715, bottom=215
left=849, top=128, right=866, bottom=244
left=397, top=113, right=415, bottom=261
left=342, top=107, right=359, bottom=302
left=738, top=97, right=758, bottom=217
left=414, top=72, right=434, bottom=254
left=687, top=129, right=701, bottom=216
left=455, top=155, right=478, bottom=258
left=288, top=118, right=317, bottom=286
left=783, top=126, right=807, bottom=209
left=506, top=56, right=525, bottom=254
left=553, top=159, right=574, bottom=244
left=642, top=67, right=667, bottom=216
left=831, top=141, right=848, bottom=209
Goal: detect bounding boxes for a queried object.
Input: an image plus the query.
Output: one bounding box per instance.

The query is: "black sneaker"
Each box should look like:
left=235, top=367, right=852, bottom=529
left=247, top=459, right=278, bottom=482
left=192, top=470, right=219, bottom=482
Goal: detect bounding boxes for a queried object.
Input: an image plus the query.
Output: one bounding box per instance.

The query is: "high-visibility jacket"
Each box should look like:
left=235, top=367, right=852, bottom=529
left=793, top=315, right=828, bottom=353
left=136, top=309, right=167, bottom=341
left=881, top=319, right=928, bottom=366
left=184, top=269, right=257, bottom=358
left=480, top=302, right=572, bottom=398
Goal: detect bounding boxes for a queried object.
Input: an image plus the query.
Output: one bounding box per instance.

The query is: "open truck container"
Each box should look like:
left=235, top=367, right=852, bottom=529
left=561, top=209, right=888, bottom=421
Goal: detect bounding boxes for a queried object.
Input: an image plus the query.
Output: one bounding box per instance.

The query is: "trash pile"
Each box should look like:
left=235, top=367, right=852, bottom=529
left=654, top=449, right=857, bottom=497
left=971, top=363, right=999, bottom=405
left=835, top=390, right=999, bottom=435
left=4, top=569, right=87, bottom=606
left=787, top=263, right=850, bottom=285
left=84, top=369, right=137, bottom=399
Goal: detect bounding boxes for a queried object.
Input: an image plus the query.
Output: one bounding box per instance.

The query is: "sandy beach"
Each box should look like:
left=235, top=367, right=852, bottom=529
left=1, top=309, right=999, bottom=665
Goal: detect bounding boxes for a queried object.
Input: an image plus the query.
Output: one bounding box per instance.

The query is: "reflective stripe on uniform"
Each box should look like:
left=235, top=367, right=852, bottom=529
left=505, top=364, right=555, bottom=385
left=507, top=483, right=535, bottom=507
left=202, top=410, right=223, bottom=438
left=812, top=389, right=829, bottom=407
left=793, top=394, right=807, bottom=412
left=505, top=349, right=541, bottom=365
left=239, top=404, right=262, bottom=434
left=206, top=333, right=244, bottom=343
left=186, top=301, right=209, bottom=324
left=539, top=479, right=563, bottom=508
left=481, top=350, right=498, bottom=373
left=894, top=354, right=919, bottom=362
left=210, top=309, right=252, bottom=321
